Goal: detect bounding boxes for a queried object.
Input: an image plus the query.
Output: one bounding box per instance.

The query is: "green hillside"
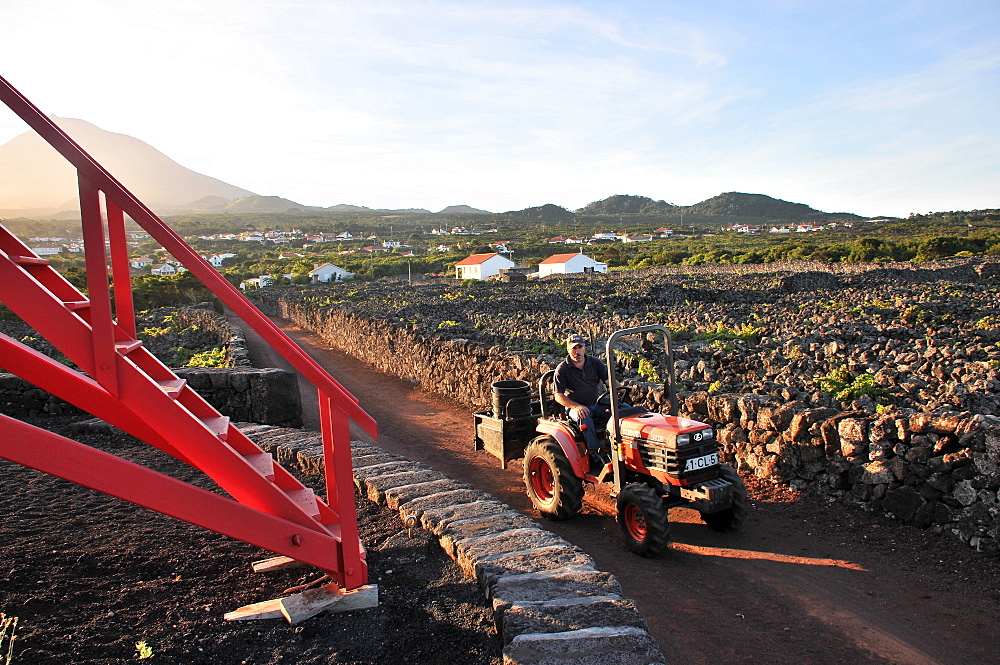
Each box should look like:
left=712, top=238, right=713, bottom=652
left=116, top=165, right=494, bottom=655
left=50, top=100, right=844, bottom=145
left=577, top=195, right=677, bottom=215
left=683, top=192, right=860, bottom=222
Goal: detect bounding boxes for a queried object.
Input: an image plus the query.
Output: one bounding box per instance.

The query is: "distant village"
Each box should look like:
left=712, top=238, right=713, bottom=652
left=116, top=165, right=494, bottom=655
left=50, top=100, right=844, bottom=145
left=24, top=218, right=889, bottom=288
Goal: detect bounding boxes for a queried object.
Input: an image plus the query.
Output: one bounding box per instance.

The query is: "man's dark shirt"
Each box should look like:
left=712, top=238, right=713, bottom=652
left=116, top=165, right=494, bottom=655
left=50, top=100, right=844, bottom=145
left=553, top=354, right=608, bottom=406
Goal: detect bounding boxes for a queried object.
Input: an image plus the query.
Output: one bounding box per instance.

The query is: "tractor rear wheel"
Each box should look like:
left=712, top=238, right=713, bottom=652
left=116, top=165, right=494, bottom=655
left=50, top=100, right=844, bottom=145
left=700, top=463, right=749, bottom=532
left=523, top=437, right=583, bottom=520
left=616, top=483, right=670, bottom=556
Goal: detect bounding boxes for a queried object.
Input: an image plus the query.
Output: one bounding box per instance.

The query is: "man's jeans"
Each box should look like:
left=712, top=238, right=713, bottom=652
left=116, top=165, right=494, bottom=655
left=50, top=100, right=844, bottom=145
left=569, top=402, right=611, bottom=451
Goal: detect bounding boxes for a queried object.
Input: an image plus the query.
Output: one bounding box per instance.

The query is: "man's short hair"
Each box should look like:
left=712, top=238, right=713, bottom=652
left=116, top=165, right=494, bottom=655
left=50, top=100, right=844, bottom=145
left=566, top=334, right=586, bottom=348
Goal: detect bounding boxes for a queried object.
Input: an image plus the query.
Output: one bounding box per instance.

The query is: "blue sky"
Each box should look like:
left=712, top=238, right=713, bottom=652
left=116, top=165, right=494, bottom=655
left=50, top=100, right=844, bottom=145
left=1, top=0, right=997, bottom=216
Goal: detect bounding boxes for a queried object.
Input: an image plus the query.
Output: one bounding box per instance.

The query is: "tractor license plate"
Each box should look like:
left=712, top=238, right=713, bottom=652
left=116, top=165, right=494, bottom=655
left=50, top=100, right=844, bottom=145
left=684, top=452, right=719, bottom=472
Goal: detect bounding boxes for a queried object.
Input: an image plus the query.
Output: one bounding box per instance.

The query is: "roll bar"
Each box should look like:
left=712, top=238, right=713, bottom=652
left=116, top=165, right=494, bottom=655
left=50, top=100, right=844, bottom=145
left=605, top=324, right=679, bottom=442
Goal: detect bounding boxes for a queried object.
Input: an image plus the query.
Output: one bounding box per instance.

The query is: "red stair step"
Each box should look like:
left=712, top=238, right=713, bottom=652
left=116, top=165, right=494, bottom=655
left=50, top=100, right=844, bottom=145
left=286, top=489, right=321, bottom=517
left=200, top=415, right=230, bottom=439
left=243, top=453, right=276, bottom=480
left=12, top=255, right=49, bottom=266
left=156, top=378, right=186, bottom=398
left=114, top=340, right=143, bottom=355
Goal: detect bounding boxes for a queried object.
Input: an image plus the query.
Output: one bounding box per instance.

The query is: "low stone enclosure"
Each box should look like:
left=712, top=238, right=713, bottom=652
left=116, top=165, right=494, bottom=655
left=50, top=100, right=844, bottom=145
left=249, top=259, right=1000, bottom=556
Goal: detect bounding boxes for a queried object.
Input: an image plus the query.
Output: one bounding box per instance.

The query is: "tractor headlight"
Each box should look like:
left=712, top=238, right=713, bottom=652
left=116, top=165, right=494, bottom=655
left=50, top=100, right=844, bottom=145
left=675, top=433, right=690, bottom=446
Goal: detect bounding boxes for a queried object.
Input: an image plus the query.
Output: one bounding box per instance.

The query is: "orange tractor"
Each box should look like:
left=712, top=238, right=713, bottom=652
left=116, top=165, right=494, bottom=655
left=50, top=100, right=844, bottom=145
left=475, top=324, right=748, bottom=555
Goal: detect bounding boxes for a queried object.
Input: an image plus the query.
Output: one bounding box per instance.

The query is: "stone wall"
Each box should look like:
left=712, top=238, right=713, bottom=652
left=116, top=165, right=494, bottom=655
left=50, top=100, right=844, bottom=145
left=682, top=391, right=1000, bottom=556
left=173, top=368, right=302, bottom=428
left=257, top=296, right=1000, bottom=556
left=0, top=373, right=86, bottom=418
left=0, top=368, right=302, bottom=428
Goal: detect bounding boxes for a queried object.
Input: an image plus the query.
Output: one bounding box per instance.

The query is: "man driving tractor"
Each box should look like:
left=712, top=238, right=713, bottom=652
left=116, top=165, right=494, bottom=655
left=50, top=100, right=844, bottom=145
left=476, top=325, right=749, bottom=556
left=553, top=334, right=621, bottom=464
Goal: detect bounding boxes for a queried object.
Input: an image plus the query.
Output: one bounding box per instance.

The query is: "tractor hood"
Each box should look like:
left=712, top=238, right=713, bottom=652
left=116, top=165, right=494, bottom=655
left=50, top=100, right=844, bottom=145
left=619, top=412, right=714, bottom=447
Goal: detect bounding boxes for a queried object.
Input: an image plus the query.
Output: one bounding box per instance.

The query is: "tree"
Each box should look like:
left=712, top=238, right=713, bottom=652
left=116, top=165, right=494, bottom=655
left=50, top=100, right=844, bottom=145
left=915, top=236, right=961, bottom=261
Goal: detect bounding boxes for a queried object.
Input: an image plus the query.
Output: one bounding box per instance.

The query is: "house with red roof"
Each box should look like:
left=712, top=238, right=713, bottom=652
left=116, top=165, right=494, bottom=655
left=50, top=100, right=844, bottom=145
left=455, top=252, right=515, bottom=280
left=537, top=252, right=608, bottom=277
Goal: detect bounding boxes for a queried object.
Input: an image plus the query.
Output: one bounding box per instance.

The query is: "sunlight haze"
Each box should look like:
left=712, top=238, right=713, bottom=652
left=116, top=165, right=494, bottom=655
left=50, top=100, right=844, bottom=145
left=0, top=0, right=997, bottom=217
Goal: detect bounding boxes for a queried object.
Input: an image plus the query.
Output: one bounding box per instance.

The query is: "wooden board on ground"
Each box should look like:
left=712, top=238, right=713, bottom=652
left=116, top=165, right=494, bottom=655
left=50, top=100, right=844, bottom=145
left=225, top=584, right=378, bottom=624
left=251, top=555, right=307, bottom=573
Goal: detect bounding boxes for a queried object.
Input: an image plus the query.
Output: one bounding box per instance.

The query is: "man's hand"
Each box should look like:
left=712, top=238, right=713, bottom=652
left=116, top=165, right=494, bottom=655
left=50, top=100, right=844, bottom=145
left=571, top=405, right=591, bottom=419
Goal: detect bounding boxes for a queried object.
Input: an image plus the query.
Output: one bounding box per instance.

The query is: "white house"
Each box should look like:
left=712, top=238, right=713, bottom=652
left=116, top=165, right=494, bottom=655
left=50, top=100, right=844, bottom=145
left=207, top=253, right=236, bottom=268
left=150, top=264, right=177, bottom=276
left=537, top=252, right=608, bottom=277
left=240, top=275, right=274, bottom=289
left=31, top=245, right=63, bottom=256
left=454, top=252, right=515, bottom=280
left=309, top=262, right=354, bottom=283
left=130, top=256, right=154, bottom=269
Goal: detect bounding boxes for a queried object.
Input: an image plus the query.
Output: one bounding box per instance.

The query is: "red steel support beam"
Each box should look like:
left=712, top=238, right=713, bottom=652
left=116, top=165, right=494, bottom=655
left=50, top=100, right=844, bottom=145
left=320, top=393, right=365, bottom=589
left=106, top=198, right=136, bottom=338
left=78, top=175, right=118, bottom=394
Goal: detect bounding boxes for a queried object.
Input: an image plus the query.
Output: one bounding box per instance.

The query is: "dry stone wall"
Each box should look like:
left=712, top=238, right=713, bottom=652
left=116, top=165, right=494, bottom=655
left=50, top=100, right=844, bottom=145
left=0, top=306, right=293, bottom=425
left=250, top=260, right=1000, bottom=556
left=681, top=391, right=1000, bottom=555
left=0, top=368, right=302, bottom=428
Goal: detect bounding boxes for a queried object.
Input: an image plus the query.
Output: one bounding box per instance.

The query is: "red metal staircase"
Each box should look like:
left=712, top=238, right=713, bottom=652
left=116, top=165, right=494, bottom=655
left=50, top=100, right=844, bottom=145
left=0, top=75, right=376, bottom=591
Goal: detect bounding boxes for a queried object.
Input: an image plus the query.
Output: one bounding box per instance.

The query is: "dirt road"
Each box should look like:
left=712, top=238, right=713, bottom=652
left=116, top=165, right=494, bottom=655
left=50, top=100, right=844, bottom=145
left=229, top=311, right=1000, bottom=665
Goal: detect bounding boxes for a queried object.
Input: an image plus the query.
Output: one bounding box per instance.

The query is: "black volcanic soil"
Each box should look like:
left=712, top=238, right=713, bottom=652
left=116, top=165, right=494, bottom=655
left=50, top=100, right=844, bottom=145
left=0, top=417, right=501, bottom=665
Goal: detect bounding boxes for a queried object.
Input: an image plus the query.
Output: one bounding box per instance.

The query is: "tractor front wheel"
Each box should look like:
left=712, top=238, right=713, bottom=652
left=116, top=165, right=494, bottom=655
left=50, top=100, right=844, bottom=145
left=523, top=437, right=583, bottom=520
left=700, top=463, right=749, bottom=532
left=616, top=483, right=670, bottom=556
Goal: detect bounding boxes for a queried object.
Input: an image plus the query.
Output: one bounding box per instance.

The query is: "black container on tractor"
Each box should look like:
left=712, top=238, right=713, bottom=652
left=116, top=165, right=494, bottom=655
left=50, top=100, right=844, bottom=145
left=474, top=324, right=749, bottom=556
left=473, top=380, right=537, bottom=469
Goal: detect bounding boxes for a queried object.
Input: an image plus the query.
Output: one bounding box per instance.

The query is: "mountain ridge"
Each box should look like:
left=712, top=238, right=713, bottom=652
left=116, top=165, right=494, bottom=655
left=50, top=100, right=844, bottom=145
left=0, top=117, right=879, bottom=221
left=0, top=117, right=255, bottom=216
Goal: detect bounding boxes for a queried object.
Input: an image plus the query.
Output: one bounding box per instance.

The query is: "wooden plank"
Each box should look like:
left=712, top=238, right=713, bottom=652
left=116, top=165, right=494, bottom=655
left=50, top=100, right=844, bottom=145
left=280, top=584, right=378, bottom=625
left=224, top=599, right=284, bottom=621
left=251, top=555, right=305, bottom=573
left=224, top=584, right=378, bottom=623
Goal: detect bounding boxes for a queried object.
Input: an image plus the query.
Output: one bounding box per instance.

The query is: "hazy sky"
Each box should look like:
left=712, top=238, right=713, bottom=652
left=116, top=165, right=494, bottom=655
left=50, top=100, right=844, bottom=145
left=1, top=0, right=997, bottom=216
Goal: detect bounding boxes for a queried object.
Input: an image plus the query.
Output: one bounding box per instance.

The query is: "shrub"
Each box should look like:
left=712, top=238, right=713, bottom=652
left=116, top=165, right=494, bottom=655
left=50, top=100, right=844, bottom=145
left=186, top=347, right=228, bottom=368
left=817, top=366, right=890, bottom=403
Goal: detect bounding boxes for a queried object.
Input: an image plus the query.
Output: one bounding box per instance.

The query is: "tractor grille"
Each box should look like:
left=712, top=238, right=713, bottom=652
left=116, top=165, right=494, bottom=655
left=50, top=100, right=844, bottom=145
left=636, top=439, right=721, bottom=482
